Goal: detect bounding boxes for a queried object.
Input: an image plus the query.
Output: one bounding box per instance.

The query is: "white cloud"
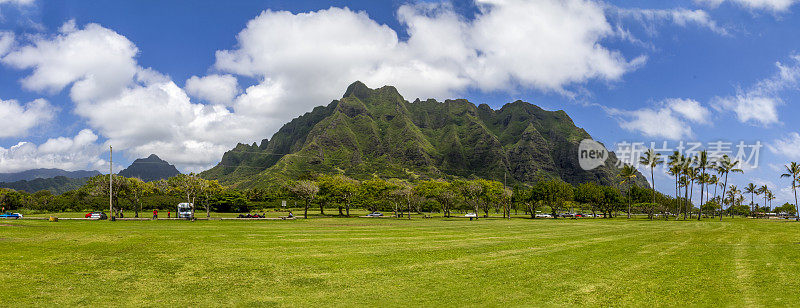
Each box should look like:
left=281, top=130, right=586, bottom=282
left=666, top=98, right=711, bottom=124
left=614, top=98, right=710, bottom=140
left=1, top=21, right=139, bottom=102
left=0, top=31, right=13, bottom=57
left=184, top=74, right=239, bottom=105
left=0, top=1, right=721, bottom=172
left=0, top=0, right=35, bottom=5
left=613, top=7, right=728, bottom=36
left=712, top=54, right=800, bottom=126
left=215, top=1, right=644, bottom=117
left=696, top=0, right=799, bottom=12
left=769, top=132, right=800, bottom=160
left=0, top=130, right=107, bottom=173
left=0, top=97, right=54, bottom=138
left=1, top=22, right=264, bottom=171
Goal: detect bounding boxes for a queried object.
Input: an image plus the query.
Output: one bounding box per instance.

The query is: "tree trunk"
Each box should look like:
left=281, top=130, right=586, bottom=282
left=338, top=205, right=343, bottom=216
left=320, top=203, right=325, bottom=215
left=345, top=201, right=350, bottom=217
left=720, top=173, right=728, bottom=222
left=699, top=169, right=705, bottom=221
left=794, top=179, right=799, bottom=222
left=304, top=200, right=309, bottom=219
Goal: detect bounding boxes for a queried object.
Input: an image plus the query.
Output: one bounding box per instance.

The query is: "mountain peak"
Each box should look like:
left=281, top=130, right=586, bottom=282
left=343, top=81, right=373, bottom=100
left=119, top=154, right=180, bottom=182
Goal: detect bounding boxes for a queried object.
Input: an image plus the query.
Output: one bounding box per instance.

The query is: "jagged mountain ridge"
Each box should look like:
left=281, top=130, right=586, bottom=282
left=202, top=81, right=648, bottom=188
left=118, top=154, right=181, bottom=182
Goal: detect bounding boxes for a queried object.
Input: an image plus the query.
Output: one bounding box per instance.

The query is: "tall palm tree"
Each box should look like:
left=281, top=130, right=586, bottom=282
left=696, top=151, right=710, bottom=220
left=687, top=165, right=699, bottom=219
left=767, top=190, right=775, bottom=212
left=727, top=185, right=740, bottom=217
left=780, top=162, right=800, bottom=222
left=668, top=151, right=684, bottom=220
left=716, top=155, right=742, bottom=221
left=744, top=183, right=758, bottom=217
left=639, top=149, right=663, bottom=219
left=755, top=185, right=767, bottom=218
left=679, top=174, right=690, bottom=220
left=619, top=164, right=638, bottom=219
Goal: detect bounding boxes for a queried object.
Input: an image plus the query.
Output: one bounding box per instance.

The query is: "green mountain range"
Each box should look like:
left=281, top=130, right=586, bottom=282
left=202, top=81, right=647, bottom=188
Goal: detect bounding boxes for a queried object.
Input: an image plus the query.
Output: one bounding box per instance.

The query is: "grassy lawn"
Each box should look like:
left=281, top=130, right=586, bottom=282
left=1, top=217, right=799, bottom=307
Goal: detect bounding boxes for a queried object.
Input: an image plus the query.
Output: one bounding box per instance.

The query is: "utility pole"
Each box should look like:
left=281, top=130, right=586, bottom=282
left=109, top=146, right=113, bottom=220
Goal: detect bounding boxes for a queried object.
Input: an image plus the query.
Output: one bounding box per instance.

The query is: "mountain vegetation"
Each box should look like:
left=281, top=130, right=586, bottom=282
left=0, top=176, right=90, bottom=195
left=0, top=168, right=100, bottom=182
left=118, top=154, right=181, bottom=182
left=202, top=81, right=647, bottom=188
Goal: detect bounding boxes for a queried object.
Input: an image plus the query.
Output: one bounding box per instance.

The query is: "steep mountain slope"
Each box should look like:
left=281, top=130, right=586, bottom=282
left=0, top=169, right=100, bottom=182
left=202, top=81, right=648, bottom=188
left=118, top=154, right=180, bottom=182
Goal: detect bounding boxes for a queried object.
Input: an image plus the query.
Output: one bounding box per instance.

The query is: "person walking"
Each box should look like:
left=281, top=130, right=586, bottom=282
left=153, top=209, right=158, bottom=220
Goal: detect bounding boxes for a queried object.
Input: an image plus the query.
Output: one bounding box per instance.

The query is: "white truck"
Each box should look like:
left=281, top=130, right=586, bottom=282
left=177, top=203, right=194, bottom=219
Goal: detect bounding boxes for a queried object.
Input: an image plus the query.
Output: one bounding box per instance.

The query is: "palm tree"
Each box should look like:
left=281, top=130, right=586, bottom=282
left=716, top=155, right=742, bottom=220
left=639, top=149, right=663, bottom=219
left=757, top=185, right=769, bottom=217
left=767, top=190, right=775, bottom=212
left=619, top=164, right=638, bottom=219
left=780, top=162, right=800, bottom=222
left=679, top=174, right=690, bottom=220
left=726, top=185, right=740, bottom=217
left=744, top=183, right=758, bottom=217
left=668, top=151, right=684, bottom=220
left=687, top=165, right=699, bottom=219
left=695, top=151, right=710, bottom=220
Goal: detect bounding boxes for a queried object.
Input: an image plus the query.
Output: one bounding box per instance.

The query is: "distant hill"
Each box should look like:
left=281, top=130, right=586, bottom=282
left=118, top=154, right=181, bottom=182
left=0, top=168, right=100, bottom=182
left=202, top=81, right=648, bottom=188
left=0, top=176, right=89, bottom=194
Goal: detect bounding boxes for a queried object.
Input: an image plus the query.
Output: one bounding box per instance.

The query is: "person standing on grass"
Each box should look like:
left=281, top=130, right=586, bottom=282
left=153, top=209, right=158, bottom=220
left=168, top=211, right=171, bottom=218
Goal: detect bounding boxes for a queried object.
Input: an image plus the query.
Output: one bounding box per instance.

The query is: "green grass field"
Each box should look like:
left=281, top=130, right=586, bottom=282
left=2, top=217, right=799, bottom=307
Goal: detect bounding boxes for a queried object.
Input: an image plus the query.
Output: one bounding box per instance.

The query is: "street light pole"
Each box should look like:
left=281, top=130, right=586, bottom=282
left=109, top=146, right=113, bottom=220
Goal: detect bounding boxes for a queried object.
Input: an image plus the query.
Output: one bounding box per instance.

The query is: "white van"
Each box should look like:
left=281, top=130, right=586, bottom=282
left=177, top=203, right=194, bottom=219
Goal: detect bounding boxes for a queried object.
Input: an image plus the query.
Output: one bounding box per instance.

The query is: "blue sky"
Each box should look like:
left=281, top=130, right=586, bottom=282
left=0, top=0, right=799, bottom=206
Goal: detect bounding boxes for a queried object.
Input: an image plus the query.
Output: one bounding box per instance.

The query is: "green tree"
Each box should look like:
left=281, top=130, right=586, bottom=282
left=780, top=162, right=800, bottom=222
left=715, top=155, right=742, bottom=220
left=286, top=180, right=319, bottom=219
left=639, top=148, right=663, bottom=211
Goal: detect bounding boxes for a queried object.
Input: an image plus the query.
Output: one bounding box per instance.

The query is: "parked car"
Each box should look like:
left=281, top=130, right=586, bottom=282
left=86, top=212, right=107, bottom=220
left=574, top=214, right=585, bottom=218
left=366, top=211, right=383, bottom=217
left=464, top=213, right=477, bottom=218
left=0, top=212, right=22, bottom=219
left=535, top=214, right=553, bottom=218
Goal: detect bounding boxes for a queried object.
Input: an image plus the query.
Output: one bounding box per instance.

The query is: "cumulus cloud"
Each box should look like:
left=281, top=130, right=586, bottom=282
left=712, top=54, right=800, bottom=126
left=215, top=1, right=644, bottom=117
left=696, top=0, right=799, bottom=12
left=0, top=2, right=723, bottom=171
left=0, top=129, right=107, bottom=173
left=769, top=132, right=800, bottom=160
left=0, top=97, right=55, bottom=138
left=1, top=22, right=263, bottom=171
left=614, top=98, right=710, bottom=139
left=185, top=74, right=239, bottom=105
left=1, top=20, right=139, bottom=102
